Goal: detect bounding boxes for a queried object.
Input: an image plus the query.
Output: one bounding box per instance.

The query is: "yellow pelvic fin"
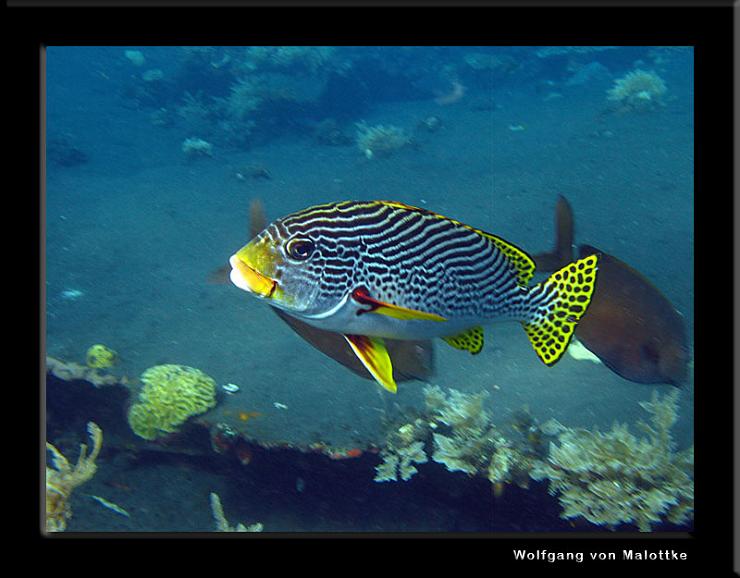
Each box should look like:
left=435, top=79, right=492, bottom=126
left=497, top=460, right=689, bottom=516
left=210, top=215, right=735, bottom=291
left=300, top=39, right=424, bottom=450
left=443, top=325, right=485, bottom=354
left=343, top=334, right=397, bottom=393
left=522, top=253, right=599, bottom=366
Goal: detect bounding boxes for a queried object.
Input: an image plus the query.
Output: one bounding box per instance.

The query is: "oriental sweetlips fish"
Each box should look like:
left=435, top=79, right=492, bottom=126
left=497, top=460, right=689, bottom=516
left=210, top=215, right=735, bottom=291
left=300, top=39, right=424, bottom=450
left=229, top=200, right=599, bottom=393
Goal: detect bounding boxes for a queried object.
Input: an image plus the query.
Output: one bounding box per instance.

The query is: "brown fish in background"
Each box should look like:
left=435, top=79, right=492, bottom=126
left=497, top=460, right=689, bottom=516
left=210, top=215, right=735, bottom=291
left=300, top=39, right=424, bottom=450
left=210, top=199, right=434, bottom=383
left=533, top=196, right=689, bottom=386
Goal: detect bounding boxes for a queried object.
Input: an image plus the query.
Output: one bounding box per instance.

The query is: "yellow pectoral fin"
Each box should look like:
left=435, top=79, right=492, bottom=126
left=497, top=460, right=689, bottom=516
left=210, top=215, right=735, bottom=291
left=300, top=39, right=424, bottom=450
left=372, top=303, right=447, bottom=322
left=343, top=334, right=398, bottom=393
left=351, top=288, right=446, bottom=322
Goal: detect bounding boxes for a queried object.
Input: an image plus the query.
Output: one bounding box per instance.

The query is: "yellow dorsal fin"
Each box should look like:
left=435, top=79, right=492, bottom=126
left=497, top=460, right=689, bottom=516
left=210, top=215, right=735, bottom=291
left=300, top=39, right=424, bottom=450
left=442, top=325, right=485, bottom=354
left=343, top=334, right=397, bottom=393
left=477, top=231, right=536, bottom=286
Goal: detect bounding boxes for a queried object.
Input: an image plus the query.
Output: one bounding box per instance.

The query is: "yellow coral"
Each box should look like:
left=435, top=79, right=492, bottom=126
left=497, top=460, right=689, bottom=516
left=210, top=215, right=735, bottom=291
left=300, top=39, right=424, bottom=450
left=46, top=422, right=103, bottom=532
left=85, top=344, right=118, bottom=369
left=127, top=364, right=217, bottom=440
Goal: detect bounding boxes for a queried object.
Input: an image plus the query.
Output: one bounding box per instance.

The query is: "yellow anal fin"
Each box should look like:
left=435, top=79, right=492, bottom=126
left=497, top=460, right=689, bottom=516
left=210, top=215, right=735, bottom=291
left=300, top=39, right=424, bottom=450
left=443, top=325, right=485, bottom=354
left=343, top=334, right=397, bottom=393
left=522, top=253, right=599, bottom=366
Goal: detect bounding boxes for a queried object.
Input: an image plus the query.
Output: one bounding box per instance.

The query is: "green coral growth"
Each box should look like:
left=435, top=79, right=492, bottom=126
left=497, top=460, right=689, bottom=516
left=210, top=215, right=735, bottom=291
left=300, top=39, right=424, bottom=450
left=127, top=364, right=218, bottom=440
left=530, top=390, right=693, bottom=532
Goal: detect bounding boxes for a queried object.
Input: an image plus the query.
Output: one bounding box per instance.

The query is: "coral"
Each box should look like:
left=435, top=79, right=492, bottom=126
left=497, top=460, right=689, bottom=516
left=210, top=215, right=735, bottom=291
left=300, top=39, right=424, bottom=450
left=606, top=69, right=667, bottom=111
left=424, top=385, right=490, bottom=432
left=374, top=419, right=429, bottom=482
left=124, top=49, right=145, bottom=67
left=46, top=422, right=103, bottom=532
left=210, top=492, right=263, bottom=532
left=535, top=46, right=617, bottom=59
left=239, top=46, right=337, bottom=75
left=530, top=390, right=693, bottom=531
left=85, top=344, right=118, bottom=369
left=424, top=385, right=502, bottom=476
left=141, top=68, right=164, bottom=83
left=224, top=77, right=264, bottom=121
left=355, top=122, right=411, bottom=159
left=181, top=137, right=213, bottom=158
left=127, top=364, right=217, bottom=440
left=46, top=355, right=128, bottom=387
left=463, top=52, right=519, bottom=77
left=176, top=91, right=216, bottom=133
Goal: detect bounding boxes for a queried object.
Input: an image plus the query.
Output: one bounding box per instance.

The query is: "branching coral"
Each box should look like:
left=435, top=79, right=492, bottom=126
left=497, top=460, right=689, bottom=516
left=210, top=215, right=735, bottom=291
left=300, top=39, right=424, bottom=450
left=210, top=492, right=263, bottom=532
left=374, top=419, right=429, bottom=482
left=355, top=122, right=411, bottom=159
left=127, top=364, right=217, bottom=440
left=46, top=422, right=103, bottom=532
left=424, top=385, right=503, bottom=476
left=530, top=390, right=693, bottom=531
left=607, top=69, right=667, bottom=111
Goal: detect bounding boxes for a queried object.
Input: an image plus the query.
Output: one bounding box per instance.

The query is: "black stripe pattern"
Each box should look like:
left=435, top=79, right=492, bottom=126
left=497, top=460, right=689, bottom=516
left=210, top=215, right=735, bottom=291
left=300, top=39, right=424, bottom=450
left=260, top=201, right=533, bottom=320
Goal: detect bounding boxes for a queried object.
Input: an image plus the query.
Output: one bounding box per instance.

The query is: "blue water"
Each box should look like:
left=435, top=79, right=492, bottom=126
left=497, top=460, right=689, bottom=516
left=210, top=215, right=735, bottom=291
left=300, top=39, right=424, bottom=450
left=45, top=46, right=693, bottom=532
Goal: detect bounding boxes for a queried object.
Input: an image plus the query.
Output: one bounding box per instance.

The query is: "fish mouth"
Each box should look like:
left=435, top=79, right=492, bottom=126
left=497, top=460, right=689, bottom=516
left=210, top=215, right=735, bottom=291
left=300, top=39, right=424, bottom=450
left=229, top=254, right=278, bottom=298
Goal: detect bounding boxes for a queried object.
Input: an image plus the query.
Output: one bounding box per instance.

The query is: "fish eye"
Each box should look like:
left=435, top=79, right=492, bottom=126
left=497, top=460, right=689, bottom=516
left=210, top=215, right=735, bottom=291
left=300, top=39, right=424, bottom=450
left=286, top=238, right=315, bottom=260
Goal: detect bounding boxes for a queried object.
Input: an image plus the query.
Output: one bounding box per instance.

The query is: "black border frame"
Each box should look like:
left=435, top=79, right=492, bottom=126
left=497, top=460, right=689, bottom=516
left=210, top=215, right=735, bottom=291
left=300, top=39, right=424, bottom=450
left=16, top=1, right=734, bottom=573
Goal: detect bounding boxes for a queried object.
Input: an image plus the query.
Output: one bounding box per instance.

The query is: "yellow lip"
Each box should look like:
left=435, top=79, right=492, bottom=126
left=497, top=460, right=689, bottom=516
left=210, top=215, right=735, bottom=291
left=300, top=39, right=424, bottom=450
left=229, top=255, right=277, bottom=298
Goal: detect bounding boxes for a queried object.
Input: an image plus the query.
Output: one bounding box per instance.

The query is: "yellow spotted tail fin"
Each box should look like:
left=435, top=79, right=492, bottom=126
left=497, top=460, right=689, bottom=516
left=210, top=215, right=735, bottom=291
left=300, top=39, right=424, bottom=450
left=522, top=253, right=599, bottom=366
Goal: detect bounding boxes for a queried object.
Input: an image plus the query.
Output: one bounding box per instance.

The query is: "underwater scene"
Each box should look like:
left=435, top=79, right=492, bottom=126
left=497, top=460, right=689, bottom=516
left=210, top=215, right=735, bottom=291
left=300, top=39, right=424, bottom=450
left=45, top=46, right=693, bottom=534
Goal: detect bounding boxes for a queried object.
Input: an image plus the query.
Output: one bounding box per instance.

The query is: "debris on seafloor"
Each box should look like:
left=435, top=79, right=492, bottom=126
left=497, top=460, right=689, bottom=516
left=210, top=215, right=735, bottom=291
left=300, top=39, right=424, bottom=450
left=89, top=495, right=130, bottom=518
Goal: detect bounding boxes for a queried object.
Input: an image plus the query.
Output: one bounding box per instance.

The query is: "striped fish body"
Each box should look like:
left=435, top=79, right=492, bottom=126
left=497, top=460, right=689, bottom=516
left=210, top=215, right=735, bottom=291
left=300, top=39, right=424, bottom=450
left=229, top=200, right=599, bottom=392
